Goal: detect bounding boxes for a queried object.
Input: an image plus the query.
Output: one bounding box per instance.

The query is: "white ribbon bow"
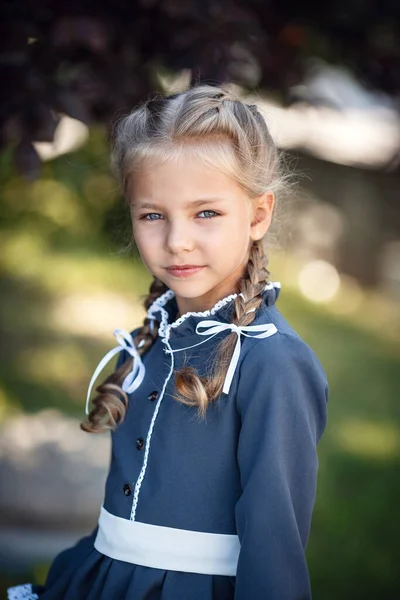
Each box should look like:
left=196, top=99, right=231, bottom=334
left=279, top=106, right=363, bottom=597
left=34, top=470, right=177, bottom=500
left=85, top=329, right=145, bottom=415
left=195, top=320, right=278, bottom=394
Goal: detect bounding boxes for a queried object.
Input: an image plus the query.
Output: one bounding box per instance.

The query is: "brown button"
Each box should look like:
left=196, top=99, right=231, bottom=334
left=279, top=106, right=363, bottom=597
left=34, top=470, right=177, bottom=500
left=123, top=483, right=132, bottom=496
left=136, top=438, right=144, bottom=450
left=148, top=390, right=159, bottom=402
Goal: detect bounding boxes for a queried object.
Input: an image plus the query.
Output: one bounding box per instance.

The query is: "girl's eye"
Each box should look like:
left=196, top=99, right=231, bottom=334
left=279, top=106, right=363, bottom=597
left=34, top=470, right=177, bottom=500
left=197, top=210, right=220, bottom=219
left=141, top=213, right=163, bottom=220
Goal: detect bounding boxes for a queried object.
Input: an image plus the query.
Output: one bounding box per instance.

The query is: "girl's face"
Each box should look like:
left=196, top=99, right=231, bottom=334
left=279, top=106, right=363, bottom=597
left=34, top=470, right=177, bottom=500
left=129, top=153, right=274, bottom=316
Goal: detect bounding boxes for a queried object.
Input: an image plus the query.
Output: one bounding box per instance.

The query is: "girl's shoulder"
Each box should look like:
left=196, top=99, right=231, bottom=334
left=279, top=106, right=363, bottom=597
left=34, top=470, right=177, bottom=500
left=237, top=302, right=329, bottom=444
left=239, top=281, right=327, bottom=383
left=245, top=299, right=328, bottom=382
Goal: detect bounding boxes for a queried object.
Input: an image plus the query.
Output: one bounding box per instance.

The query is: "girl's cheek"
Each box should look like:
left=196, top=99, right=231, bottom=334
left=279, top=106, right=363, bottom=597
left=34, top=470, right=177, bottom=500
left=202, top=227, right=230, bottom=246
left=133, top=224, right=154, bottom=244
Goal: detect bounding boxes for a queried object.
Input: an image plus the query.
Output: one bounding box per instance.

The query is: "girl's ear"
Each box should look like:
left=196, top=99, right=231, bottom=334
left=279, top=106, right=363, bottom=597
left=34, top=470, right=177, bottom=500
left=250, top=191, right=275, bottom=241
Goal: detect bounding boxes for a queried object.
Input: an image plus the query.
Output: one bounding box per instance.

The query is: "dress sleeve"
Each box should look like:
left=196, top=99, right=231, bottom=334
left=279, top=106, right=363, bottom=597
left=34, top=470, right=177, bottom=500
left=233, top=332, right=329, bottom=600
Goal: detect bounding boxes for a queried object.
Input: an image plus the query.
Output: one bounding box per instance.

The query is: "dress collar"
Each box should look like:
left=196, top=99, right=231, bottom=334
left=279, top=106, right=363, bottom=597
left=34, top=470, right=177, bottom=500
left=146, top=281, right=281, bottom=344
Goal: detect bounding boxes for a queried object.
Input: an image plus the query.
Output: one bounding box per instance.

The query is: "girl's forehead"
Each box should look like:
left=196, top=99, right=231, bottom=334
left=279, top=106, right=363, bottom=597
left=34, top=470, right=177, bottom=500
left=129, top=154, right=248, bottom=205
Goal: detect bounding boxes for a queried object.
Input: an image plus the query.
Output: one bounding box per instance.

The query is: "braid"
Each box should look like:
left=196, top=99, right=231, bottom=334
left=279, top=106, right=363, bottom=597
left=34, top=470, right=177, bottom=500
left=232, top=240, right=270, bottom=327
left=80, top=277, right=169, bottom=433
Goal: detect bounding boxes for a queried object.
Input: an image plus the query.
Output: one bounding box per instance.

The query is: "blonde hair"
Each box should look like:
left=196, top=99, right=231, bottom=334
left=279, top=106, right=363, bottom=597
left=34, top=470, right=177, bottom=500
left=81, top=84, right=290, bottom=434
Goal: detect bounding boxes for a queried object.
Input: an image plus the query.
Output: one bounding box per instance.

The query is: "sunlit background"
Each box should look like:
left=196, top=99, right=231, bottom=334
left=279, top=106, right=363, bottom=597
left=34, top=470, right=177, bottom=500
left=1, top=3, right=399, bottom=599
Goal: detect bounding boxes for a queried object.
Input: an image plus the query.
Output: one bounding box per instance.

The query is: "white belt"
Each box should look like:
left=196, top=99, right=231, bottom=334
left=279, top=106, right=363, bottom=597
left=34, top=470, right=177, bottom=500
left=94, top=506, right=240, bottom=576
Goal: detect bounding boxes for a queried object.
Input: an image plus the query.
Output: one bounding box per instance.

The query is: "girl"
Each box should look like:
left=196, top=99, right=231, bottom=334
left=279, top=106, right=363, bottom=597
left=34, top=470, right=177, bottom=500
left=8, top=84, right=329, bottom=600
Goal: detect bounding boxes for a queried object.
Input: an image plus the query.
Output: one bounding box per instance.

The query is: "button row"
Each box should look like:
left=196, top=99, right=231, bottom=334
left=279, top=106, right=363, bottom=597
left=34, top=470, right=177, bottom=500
left=122, top=390, right=159, bottom=497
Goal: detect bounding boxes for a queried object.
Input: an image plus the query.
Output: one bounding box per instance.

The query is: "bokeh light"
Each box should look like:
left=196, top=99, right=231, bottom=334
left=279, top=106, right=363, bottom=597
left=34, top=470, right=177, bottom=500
left=298, top=260, right=341, bottom=303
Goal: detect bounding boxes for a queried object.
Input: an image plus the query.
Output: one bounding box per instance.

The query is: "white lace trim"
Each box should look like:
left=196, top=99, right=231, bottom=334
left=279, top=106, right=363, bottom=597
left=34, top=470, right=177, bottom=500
left=147, top=281, right=281, bottom=340
left=146, top=289, right=175, bottom=341
left=7, top=584, right=39, bottom=600
left=130, top=300, right=175, bottom=520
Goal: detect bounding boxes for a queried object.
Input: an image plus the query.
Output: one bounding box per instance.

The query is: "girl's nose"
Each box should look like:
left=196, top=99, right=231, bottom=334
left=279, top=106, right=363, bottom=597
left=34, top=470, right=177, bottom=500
left=165, top=221, right=194, bottom=254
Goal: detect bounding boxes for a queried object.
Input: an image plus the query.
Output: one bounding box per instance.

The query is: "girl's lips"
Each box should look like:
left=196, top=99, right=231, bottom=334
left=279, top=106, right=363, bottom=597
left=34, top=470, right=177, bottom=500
left=165, top=266, right=206, bottom=278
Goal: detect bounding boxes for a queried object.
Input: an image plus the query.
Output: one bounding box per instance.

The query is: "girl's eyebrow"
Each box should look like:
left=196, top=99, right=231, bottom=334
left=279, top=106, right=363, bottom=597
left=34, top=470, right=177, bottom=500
left=136, top=198, right=229, bottom=210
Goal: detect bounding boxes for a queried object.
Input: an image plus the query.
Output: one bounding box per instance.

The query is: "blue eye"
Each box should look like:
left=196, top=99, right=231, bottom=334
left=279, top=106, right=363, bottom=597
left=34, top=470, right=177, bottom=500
left=198, top=210, right=220, bottom=219
left=141, top=213, right=163, bottom=220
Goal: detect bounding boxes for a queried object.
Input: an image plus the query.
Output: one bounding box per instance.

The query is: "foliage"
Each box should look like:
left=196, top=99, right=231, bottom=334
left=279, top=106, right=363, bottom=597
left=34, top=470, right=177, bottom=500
left=1, top=0, right=399, bottom=177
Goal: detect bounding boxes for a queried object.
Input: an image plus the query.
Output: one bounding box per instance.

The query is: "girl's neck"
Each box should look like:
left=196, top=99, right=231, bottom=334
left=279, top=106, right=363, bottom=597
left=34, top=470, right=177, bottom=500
left=174, top=286, right=239, bottom=320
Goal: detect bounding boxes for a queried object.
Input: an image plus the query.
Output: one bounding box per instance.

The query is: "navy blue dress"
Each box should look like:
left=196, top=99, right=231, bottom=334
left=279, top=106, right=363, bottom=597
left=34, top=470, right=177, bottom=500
left=8, top=282, right=329, bottom=600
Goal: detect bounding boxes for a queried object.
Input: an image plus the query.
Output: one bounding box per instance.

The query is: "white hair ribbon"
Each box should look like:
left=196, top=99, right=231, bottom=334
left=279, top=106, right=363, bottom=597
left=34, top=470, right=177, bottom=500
left=85, top=328, right=146, bottom=415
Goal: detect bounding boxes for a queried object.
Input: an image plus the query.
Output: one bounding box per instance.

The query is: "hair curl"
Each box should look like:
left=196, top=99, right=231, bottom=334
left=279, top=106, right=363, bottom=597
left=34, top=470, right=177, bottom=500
left=81, top=84, right=290, bottom=433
